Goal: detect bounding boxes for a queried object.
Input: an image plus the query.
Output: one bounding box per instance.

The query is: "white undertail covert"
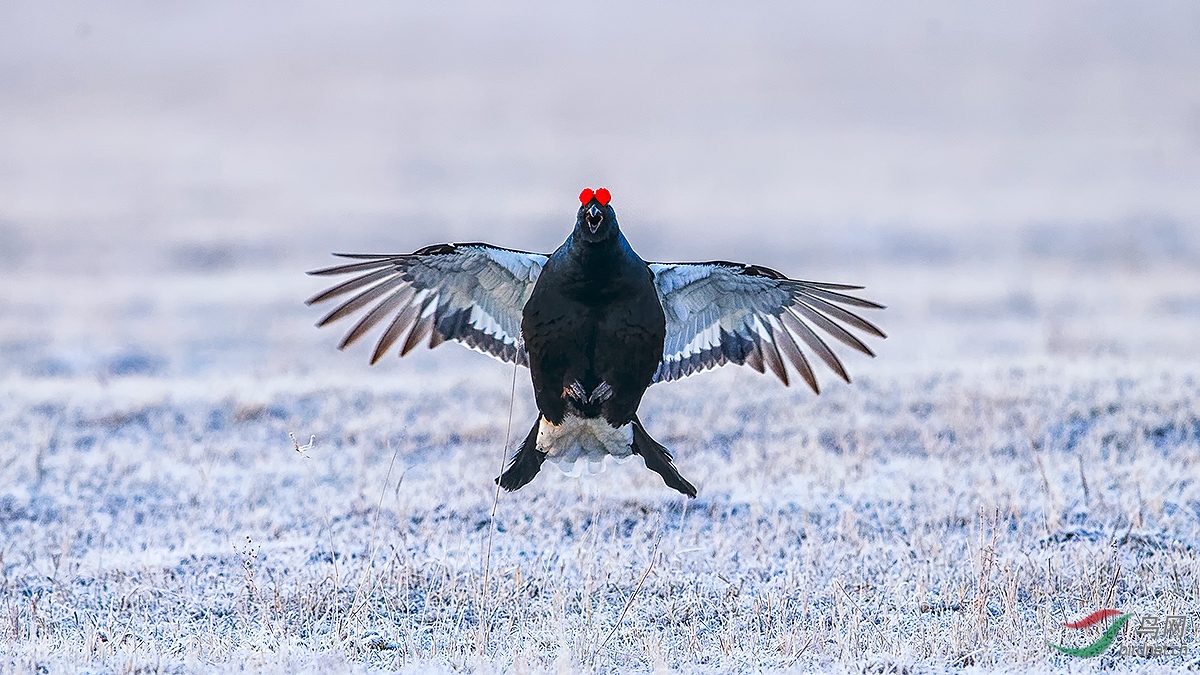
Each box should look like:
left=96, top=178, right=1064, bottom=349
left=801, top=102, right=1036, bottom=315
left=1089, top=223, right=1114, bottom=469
left=536, top=415, right=634, bottom=476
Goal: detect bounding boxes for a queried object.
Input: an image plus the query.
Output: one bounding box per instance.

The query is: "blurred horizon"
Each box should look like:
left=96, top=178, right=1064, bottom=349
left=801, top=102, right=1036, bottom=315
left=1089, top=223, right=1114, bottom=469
left=1, top=1, right=1198, bottom=275
left=4, top=8, right=1200, bottom=673
left=2, top=2, right=1199, bottom=382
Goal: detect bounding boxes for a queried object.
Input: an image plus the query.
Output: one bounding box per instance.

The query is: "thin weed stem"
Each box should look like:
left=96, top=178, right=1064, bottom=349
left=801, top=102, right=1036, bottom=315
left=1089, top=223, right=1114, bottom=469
left=345, top=438, right=402, bottom=627
left=592, top=519, right=663, bottom=664
left=478, top=359, right=520, bottom=654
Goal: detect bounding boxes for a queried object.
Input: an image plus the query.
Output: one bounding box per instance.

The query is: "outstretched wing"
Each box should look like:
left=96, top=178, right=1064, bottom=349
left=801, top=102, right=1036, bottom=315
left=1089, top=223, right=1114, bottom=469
left=649, top=261, right=886, bottom=393
left=307, top=243, right=547, bottom=366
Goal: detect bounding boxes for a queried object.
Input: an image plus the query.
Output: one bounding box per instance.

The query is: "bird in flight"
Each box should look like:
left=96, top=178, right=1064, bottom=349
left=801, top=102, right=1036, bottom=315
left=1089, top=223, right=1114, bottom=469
left=307, top=188, right=885, bottom=497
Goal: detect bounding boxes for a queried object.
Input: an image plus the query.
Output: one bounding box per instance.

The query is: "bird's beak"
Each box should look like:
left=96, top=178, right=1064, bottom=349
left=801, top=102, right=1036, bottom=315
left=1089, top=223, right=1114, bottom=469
left=586, top=204, right=602, bottom=233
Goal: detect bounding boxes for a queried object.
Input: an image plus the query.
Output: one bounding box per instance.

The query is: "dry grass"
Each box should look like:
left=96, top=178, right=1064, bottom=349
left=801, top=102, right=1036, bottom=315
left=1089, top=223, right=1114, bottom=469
left=3, top=3, right=1199, bottom=670
left=1, top=260, right=1198, bottom=673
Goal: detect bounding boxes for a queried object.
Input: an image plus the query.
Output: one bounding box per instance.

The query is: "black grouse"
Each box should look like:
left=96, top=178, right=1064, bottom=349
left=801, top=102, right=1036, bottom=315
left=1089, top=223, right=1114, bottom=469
left=307, top=188, right=885, bottom=497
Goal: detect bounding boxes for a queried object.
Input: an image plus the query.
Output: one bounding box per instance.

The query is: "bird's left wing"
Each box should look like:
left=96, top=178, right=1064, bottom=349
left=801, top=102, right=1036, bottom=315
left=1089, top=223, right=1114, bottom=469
left=307, top=243, right=547, bottom=366
left=649, top=261, right=886, bottom=392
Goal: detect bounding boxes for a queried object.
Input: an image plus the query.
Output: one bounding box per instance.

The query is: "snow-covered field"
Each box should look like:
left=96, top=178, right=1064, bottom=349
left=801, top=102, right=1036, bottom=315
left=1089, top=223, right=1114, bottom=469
left=3, top=2, right=1200, bottom=673
left=3, top=259, right=1199, bottom=673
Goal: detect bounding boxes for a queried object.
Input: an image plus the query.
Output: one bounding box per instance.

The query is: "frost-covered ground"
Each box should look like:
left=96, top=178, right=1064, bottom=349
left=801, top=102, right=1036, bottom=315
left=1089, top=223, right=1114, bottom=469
left=2, top=260, right=1199, bottom=673
left=3, top=2, right=1200, bottom=673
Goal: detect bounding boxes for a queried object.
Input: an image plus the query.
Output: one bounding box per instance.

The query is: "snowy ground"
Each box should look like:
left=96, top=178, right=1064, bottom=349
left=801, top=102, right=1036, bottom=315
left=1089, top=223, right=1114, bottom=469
left=2, top=258, right=1199, bottom=673
left=2, top=2, right=1200, bottom=673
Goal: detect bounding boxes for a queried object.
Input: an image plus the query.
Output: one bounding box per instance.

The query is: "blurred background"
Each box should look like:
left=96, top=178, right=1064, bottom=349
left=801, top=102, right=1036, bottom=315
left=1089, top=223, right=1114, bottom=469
left=4, top=7, right=1199, bottom=671
left=2, top=0, right=1199, bottom=381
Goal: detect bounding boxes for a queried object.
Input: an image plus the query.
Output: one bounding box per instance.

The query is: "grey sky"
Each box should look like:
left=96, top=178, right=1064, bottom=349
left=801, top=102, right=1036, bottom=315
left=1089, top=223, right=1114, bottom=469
left=1, top=1, right=1197, bottom=266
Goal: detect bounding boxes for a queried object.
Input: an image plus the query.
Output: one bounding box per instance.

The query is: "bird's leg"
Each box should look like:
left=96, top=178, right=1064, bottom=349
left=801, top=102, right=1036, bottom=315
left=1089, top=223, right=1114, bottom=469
left=497, top=417, right=546, bottom=491
left=631, top=417, right=697, bottom=498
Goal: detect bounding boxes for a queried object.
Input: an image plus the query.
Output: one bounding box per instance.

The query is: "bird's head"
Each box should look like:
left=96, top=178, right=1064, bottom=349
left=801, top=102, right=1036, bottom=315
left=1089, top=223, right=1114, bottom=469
left=575, top=187, right=618, bottom=242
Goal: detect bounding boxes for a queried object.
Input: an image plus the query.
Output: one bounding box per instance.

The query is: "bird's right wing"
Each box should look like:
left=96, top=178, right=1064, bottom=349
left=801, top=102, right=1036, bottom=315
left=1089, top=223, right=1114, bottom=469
left=306, top=243, right=547, bottom=366
left=649, top=261, right=886, bottom=392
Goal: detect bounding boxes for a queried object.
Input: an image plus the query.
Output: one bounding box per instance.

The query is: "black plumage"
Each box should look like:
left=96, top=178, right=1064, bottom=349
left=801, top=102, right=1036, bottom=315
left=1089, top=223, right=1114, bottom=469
left=307, top=188, right=886, bottom=497
left=523, top=197, right=663, bottom=427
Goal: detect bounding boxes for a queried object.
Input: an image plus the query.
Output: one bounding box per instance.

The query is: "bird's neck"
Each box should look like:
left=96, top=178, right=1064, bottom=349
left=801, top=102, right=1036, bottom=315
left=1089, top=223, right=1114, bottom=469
left=561, top=232, right=642, bottom=299
left=569, top=232, right=628, bottom=273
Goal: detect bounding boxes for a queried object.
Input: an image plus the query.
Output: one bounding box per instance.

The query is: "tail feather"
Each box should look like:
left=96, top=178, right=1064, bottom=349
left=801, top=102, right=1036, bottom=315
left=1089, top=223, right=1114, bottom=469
left=496, top=418, right=546, bottom=491
left=631, top=417, right=697, bottom=498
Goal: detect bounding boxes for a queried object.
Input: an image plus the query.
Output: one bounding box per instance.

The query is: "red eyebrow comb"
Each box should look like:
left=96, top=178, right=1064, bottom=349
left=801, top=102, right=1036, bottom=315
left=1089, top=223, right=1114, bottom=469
left=579, top=187, right=612, bottom=206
